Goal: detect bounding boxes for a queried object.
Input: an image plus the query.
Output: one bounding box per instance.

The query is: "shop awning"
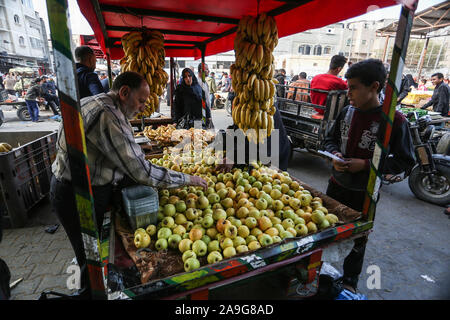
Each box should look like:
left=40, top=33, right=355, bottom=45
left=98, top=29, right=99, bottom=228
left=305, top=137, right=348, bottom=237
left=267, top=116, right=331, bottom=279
left=77, top=0, right=401, bottom=60
left=377, top=1, right=450, bottom=37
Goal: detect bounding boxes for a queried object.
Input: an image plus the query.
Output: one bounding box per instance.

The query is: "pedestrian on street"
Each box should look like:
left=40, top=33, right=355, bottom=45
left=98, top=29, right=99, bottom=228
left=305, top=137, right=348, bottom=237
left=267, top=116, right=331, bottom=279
left=310, top=55, right=348, bottom=117
left=24, top=77, right=44, bottom=122
left=3, top=73, right=17, bottom=96
left=323, top=59, right=415, bottom=297
left=50, top=71, right=207, bottom=299
left=287, top=72, right=310, bottom=102
left=274, top=68, right=287, bottom=98
left=197, top=63, right=213, bottom=127
left=206, top=71, right=217, bottom=109
left=40, top=76, right=60, bottom=117
left=75, top=46, right=105, bottom=99
left=421, top=72, right=450, bottom=117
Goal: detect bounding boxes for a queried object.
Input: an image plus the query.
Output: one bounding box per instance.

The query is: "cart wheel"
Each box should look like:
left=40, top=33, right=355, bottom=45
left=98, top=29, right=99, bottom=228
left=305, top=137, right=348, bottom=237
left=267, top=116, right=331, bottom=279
left=17, top=106, right=31, bottom=121
left=436, top=133, right=450, bottom=155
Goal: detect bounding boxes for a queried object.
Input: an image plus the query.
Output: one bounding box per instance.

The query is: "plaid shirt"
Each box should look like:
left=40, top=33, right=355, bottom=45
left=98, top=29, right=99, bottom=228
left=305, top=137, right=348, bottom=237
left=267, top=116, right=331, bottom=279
left=52, top=92, right=191, bottom=188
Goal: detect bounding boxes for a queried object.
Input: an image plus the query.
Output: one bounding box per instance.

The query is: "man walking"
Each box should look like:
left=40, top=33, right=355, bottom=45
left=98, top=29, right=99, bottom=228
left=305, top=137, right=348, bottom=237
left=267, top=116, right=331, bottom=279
left=421, top=72, right=449, bottom=117
left=75, top=46, right=105, bottom=99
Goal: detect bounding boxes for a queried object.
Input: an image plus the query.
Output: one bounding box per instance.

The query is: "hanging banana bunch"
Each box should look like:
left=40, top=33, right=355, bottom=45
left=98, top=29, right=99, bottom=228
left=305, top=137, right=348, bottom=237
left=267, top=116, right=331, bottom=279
left=230, top=13, right=278, bottom=143
left=120, top=29, right=169, bottom=119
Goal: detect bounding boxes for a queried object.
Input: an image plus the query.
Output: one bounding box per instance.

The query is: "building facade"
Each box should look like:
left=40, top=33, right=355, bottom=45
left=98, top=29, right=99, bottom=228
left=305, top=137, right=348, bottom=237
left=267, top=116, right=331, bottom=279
left=0, top=0, right=50, bottom=74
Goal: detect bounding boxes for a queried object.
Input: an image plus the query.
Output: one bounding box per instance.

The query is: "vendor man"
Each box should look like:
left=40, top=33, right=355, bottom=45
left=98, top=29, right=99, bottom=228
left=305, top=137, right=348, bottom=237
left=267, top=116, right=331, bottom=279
left=50, top=71, right=207, bottom=299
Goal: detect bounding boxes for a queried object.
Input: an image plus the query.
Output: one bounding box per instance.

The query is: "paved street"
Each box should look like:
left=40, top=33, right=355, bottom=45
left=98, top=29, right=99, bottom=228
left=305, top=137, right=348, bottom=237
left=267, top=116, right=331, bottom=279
left=0, top=101, right=449, bottom=300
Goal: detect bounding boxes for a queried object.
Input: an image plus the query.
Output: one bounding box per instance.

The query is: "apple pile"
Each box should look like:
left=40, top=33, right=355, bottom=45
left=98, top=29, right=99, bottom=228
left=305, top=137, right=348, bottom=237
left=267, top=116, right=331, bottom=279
left=136, top=151, right=339, bottom=273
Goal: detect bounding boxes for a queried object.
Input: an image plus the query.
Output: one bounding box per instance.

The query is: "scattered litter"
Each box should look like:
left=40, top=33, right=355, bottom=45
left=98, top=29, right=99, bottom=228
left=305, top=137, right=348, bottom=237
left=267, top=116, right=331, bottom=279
left=44, top=224, right=59, bottom=234
left=420, top=275, right=435, bottom=283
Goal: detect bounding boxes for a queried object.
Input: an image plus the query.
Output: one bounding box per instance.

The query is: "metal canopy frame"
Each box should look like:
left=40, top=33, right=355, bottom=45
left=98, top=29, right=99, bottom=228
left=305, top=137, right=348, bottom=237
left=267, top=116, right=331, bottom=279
left=91, top=0, right=313, bottom=54
left=377, top=1, right=450, bottom=38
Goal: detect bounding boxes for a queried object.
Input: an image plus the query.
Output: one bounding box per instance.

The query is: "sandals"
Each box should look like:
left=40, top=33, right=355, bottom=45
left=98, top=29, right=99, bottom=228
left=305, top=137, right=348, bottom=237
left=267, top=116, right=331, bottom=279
left=382, top=174, right=403, bottom=185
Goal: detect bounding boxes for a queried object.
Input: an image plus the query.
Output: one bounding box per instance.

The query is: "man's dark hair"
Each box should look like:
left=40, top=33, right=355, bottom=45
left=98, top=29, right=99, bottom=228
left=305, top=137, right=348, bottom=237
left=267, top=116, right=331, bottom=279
left=330, top=55, right=347, bottom=70
left=345, top=59, right=386, bottom=93
left=111, top=71, right=146, bottom=92
left=431, top=72, right=444, bottom=79
left=279, top=69, right=286, bottom=74
left=34, top=77, right=42, bottom=84
left=74, top=46, right=94, bottom=62
left=198, top=63, right=208, bottom=73
left=210, top=72, right=215, bottom=75
left=299, top=72, right=307, bottom=79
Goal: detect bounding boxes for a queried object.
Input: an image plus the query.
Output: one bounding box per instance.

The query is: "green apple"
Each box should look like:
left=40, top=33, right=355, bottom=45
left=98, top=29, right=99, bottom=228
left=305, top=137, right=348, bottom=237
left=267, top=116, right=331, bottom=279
left=186, top=198, right=197, bottom=209
left=184, top=221, right=194, bottom=232
left=207, top=251, right=223, bottom=264
left=175, top=214, right=187, bottom=225
left=163, top=204, right=176, bottom=217
left=217, top=173, right=224, bottom=182
left=295, top=224, right=308, bottom=236
left=259, top=234, right=274, bottom=247
left=231, top=218, right=242, bottom=228
left=325, top=213, right=339, bottom=225
left=206, top=227, right=218, bottom=239
left=217, top=188, right=228, bottom=200
left=252, top=181, right=263, bottom=190
left=280, top=230, right=294, bottom=240
left=213, top=208, right=227, bottom=221
left=162, top=216, right=175, bottom=228
left=223, top=246, right=237, bottom=258
left=283, top=210, right=296, bottom=220
left=202, top=215, right=214, bottom=229
left=246, top=235, right=257, bottom=245
left=178, top=238, right=193, bottom=253
left=248, top=208, right=261, bottom=219
left=207, top=193, right=220, bottom=204
left=194, top=216, right=203, bottom=226
left=173, top=224, right=186, bottom=236
left=155, top=238, right=168, bottom=251
left=293, top=216, right=305, bottom=226
left=208, top=240, right=220, bottom=252
left=168, top=234, right=182, bottom=249
left=319, top=219, right=331, bottom=230
left=238, top=225, right=250, bottom=238
left=248, top=240, right=261, bottom=251
left=206, top=187, right=215, bottom=195
left=157, top=211, right=164, bottom=222
left=282, top=218, right=295, bottom=230
left=220, top=197, right=234, bottom=209
left=186, top=208, right=199, bottom=220
left=157, top=227, right=172, bottom=239
left=192, top=240, right=208, bottom=256
left=311, top=210, right=326, bottom=224
left=236, top=245, right=249, bottom=253
left=184, top=257, right=200, bottom=272
left=182, top=250, right=196, bottom=263
left=245, top=217, right=258, bottom=229
left=175, top=200, right=187, bottom=213
left=255, top=198, right=268, bottom=210
left=134, top=232, right=151, bottom=249
left=270, top=189, right=282, bottom=200
left=273, top=200, right=284, bottom=211
left=201, top=235, right=211, bottom=246
left=197, top=196, right=210, bottom=209
left=145, top=225, right=157, bottom=237
left=272, top=236, right=282, bottom=244
left=220, top=237, right=234, bottom=250
left=233, top=236, right=246, bottom=248
left=224, top=225, right=238, bottom=239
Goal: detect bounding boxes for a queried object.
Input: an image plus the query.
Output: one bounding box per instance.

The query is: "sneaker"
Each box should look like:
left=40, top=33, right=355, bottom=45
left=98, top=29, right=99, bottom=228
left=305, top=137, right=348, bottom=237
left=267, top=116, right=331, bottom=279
left=335, top=288, right=368, bottom=300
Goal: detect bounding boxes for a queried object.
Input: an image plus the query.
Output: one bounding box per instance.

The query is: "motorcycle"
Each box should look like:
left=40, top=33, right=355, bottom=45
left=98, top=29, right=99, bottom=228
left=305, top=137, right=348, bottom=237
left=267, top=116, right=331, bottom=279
left=387, top=112, right=450, bottom=205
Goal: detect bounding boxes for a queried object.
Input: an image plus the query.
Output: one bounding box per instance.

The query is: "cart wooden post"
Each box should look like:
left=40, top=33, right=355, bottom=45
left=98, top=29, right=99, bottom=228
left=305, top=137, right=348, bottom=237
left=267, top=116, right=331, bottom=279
left=362, top=1, right=418, bottom=222
left=45, top=0, right=106, bottom=299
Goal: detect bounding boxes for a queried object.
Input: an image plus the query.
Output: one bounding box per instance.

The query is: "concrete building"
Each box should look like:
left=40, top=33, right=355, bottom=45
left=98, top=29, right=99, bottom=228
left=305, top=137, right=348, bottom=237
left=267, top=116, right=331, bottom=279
left=272, top=19, right=396, bottom=79
left=0, top=0, right=50, bottom=74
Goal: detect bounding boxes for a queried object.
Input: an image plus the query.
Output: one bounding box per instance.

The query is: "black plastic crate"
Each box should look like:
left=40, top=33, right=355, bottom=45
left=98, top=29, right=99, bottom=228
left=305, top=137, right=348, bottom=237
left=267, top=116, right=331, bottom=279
left=0, top=132, right=57, bottom=228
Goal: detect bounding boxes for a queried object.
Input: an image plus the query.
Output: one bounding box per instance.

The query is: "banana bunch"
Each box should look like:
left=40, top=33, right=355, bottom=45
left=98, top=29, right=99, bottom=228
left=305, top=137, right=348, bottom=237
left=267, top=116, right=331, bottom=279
left=120, top=30, right=169, bottom=118
left=231, top=13, right=279, bottom=143
left=0, top=142, right=12, bottom=153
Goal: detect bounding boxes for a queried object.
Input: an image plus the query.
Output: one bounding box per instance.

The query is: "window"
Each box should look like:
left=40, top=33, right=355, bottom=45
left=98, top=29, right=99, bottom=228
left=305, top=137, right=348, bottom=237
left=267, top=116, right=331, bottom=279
left=29, top=37, right=42, bottom=49
left=362, top=40, right=367, bottom=45
left=346, top=38, right=351, bottom=46
left=14, top=15, right=20, bottom=24
left=19, top=36, right=25, bottom=46
left=314, top=45, right=322, bottom=56
left=298, top=44, right=311, bottom=55
left=324, top=46, right=332, bottom=55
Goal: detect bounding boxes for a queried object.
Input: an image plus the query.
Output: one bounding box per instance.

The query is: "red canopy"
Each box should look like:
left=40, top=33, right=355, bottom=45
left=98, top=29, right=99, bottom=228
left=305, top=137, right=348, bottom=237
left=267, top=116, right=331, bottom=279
left=77, top=0, right=399, bottom=60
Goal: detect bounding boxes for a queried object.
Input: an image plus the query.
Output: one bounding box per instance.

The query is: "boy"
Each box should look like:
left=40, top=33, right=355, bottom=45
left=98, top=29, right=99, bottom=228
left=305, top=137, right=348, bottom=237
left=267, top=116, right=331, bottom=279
left=323, top=59, right=415, bottom=296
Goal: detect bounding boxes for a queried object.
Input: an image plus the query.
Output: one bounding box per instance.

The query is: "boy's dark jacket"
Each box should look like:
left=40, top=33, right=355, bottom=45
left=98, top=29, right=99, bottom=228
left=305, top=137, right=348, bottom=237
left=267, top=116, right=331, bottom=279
left=324, top=105, right=416, bottom=191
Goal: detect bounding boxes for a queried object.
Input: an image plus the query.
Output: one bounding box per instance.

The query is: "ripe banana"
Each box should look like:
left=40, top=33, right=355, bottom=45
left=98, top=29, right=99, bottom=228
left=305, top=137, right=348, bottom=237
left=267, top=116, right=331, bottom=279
left=233, top=14, right=279, bottom=142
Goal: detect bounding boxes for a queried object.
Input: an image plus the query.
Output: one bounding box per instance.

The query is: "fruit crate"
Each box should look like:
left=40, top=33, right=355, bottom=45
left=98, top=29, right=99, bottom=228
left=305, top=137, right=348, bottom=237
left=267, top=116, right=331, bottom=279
left=122, top=185, right=159, bottom=230
left=0, top=131, right=57, bottom=228
left=104, top=175, right=371, bottom=300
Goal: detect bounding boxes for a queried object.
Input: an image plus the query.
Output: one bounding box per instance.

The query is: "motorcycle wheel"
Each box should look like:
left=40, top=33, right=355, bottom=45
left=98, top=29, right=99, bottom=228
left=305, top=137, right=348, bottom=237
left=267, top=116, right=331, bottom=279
left=408, top=165, right=450, bottom=206
left=436, top=133, right=450, bottom=155
left=225, top=100, right=232, bottom=115
left=17, top=106, right=31, bottom=121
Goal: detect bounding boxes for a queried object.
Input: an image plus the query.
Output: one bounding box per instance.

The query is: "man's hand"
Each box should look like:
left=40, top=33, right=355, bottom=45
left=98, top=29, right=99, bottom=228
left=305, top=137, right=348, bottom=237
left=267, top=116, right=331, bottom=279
left=332, top=152, right=349, bottom=172
left=189, top=175, right=208, bottom=191
left=216, top=157, right=234, bottom=173
left=345, top=158, right=367, bottom=173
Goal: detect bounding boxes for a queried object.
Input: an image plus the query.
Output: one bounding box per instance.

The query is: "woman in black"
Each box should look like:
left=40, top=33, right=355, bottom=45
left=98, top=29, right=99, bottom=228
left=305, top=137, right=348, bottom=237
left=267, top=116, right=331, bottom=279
left=174, top=68, right=210, bottom=128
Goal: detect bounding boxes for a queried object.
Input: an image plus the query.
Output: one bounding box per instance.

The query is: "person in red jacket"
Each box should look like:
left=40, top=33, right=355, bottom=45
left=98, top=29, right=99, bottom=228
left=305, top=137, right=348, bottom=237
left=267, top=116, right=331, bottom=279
left=310, top=55, right=348, bottom=116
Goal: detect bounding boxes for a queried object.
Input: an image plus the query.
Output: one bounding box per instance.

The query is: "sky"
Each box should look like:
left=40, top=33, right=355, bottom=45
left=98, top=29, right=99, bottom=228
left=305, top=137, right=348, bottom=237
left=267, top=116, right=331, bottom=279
left=32, top=0, right=448, bottom=37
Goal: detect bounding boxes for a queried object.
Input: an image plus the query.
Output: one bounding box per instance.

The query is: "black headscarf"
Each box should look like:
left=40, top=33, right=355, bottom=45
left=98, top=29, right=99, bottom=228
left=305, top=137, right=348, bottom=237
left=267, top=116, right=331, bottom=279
left=179, top=68, right=203, bottom=101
